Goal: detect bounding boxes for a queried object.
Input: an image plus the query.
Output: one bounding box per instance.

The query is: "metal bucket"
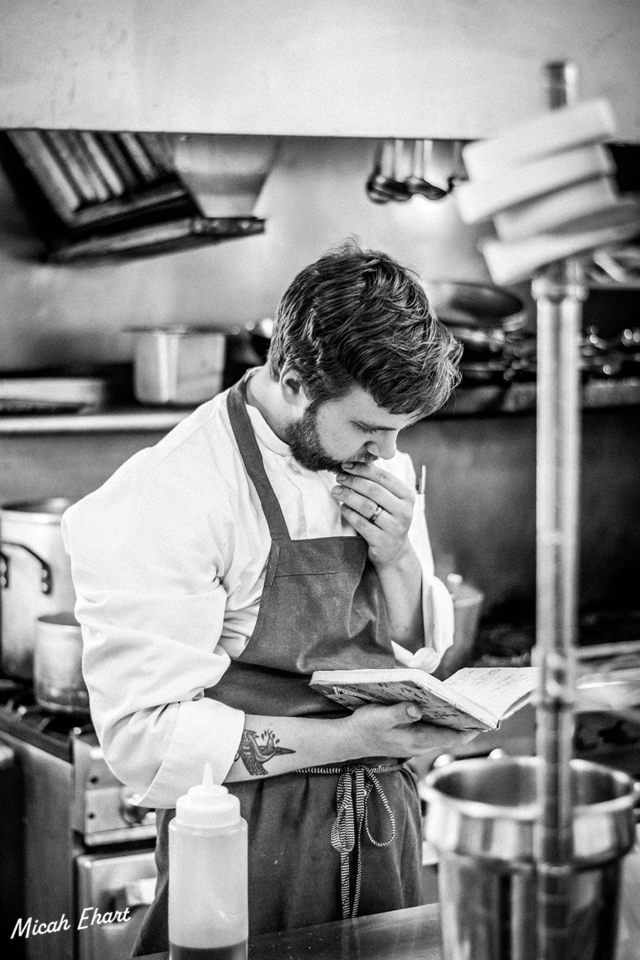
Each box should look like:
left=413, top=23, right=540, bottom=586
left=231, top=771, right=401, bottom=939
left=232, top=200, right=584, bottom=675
left=423, top=756, right=638, bottom=960
left=34, top=612, right=90, bottom=718
left=446, top=574, right=484, bottom=656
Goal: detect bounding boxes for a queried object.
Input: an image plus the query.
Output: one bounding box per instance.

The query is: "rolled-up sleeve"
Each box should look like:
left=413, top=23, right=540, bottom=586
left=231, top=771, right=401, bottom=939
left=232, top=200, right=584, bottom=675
left=62, top=447, right=246, bottom=808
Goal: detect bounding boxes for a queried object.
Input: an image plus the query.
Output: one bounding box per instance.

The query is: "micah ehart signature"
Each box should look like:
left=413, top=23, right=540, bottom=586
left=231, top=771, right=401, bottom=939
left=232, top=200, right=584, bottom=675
left=11, top=907, right=131, bottom=939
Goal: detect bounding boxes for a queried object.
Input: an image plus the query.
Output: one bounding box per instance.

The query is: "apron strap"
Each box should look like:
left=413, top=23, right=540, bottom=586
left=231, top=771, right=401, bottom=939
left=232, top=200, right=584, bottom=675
left=227, top=374, right=291, bottom=542
left=299, top=762, right=402, bottom=920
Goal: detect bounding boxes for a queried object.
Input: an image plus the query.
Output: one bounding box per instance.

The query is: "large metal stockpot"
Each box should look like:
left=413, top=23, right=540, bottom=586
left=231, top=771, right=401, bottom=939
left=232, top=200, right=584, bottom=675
left=0, top=498, right=77, bottom=679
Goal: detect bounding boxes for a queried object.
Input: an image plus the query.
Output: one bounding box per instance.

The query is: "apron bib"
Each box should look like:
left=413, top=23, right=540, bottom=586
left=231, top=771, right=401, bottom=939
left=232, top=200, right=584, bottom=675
left=133, top=376, right=424, bottom=953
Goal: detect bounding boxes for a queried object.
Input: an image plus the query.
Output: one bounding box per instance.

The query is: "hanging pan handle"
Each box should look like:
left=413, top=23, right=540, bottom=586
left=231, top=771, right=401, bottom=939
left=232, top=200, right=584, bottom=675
left=0, top=541, right=53, bottom=595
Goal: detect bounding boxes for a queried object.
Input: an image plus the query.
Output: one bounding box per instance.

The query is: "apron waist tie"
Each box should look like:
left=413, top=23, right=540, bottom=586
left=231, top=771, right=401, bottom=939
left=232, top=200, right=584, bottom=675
left=298, top=762, right=403, bottom=920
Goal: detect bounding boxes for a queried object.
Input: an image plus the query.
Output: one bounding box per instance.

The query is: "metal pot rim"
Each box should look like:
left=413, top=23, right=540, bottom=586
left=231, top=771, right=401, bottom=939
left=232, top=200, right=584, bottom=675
left=1, top=498, right=77, bottom=521
left=423, top=755, right=636, bottom=819
left=124, top=325, right=227, bottom=337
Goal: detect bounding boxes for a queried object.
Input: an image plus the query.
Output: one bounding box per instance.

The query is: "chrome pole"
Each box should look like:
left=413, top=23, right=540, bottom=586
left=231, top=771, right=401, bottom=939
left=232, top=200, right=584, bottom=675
left=532, top=61, right=586, bottom=960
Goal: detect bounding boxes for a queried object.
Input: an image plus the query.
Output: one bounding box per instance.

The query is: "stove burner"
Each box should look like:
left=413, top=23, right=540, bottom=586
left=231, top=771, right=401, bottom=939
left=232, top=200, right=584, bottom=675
left=0, top=681, right=96, bottom=760
left=5, top=688, right=91, bottom=729
left=15, top=701, right=92, bottom=736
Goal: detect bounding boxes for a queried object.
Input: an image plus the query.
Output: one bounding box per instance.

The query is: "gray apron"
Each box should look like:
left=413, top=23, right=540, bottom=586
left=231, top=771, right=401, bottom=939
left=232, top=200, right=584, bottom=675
left=133, top=376, right=424, bottom=954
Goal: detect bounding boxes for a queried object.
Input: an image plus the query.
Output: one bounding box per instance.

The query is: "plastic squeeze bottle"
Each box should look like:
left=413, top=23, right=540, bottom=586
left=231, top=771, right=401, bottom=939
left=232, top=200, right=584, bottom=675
left=169, top=764, right=248, bottom=960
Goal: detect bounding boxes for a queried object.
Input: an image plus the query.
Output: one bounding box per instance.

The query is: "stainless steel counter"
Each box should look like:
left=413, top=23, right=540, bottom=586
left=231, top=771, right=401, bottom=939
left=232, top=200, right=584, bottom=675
left=134, top=904, right=443, bottom=960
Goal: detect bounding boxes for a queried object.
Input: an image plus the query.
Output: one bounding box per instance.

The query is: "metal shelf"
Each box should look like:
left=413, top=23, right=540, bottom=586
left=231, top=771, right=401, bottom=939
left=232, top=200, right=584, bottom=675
left=438, top=376, right=640, bottom=416
left=0, top=378, right=638, bottom=433
left=0, top=405, right=191, bottom=434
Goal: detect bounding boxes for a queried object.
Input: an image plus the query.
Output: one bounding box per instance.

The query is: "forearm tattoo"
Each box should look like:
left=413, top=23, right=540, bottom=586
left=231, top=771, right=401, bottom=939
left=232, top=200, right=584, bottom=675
left=235, top=728, right=296, bottom=776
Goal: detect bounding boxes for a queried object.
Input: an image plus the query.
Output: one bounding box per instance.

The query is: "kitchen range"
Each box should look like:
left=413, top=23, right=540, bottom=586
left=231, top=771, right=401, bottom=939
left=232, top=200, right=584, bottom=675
left=0, top=498, right=157, bottom=960
left=0, top=678, right=157, bottom=960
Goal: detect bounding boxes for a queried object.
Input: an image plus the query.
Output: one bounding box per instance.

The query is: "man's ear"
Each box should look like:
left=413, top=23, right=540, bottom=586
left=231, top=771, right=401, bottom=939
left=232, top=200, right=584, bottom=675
left=279, top=365, right=310, bottom=410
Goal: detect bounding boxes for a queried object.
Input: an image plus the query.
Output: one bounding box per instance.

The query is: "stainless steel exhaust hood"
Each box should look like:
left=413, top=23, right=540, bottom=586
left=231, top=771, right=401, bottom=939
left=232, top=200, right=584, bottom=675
left=0, top=131, right=277, bottom=263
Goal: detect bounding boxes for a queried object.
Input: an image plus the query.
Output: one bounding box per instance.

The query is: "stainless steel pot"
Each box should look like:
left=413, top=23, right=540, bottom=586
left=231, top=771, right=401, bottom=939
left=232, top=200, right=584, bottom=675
left=34, top=611, right=90, bottom=718
left=125, top=325, right=227, bottom=406
left=423, top=756, right=638, bottom=960
left=0, top=498, right=77, bottom=679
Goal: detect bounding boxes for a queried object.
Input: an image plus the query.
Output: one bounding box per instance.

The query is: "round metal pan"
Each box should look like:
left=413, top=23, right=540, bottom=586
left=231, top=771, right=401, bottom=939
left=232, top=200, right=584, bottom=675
left=424, top=281, right=526, bottom=333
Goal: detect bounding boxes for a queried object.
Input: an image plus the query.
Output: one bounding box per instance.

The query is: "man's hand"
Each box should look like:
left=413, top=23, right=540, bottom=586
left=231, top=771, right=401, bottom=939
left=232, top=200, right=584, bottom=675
left=345, top=701, right=478, bottom=760
left=331, top=461, right=415, bottom=567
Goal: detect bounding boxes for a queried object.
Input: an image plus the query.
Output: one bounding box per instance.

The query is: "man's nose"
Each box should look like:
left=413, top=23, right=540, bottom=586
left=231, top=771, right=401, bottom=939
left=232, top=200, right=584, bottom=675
left=366, top=433, right=398, bottom=460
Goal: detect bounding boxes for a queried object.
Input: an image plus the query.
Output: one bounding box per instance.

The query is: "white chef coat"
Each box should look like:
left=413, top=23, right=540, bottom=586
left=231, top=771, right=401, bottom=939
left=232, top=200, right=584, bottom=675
left=62, top=383, right=453, bottom=808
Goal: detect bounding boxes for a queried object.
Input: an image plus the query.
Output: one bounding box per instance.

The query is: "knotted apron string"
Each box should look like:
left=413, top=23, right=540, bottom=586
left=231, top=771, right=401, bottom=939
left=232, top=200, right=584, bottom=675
left=298, top=762, right=403, bottom=920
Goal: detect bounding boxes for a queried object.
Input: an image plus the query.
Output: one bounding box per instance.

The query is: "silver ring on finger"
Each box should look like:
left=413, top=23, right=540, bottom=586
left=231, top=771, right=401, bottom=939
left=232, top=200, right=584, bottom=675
left=369, top=504, right=383, bottom=526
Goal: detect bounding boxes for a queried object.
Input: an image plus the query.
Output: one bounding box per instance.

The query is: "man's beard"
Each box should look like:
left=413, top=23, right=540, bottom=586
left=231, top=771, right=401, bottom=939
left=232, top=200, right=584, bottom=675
left=283, top=406, right=376, bottom=472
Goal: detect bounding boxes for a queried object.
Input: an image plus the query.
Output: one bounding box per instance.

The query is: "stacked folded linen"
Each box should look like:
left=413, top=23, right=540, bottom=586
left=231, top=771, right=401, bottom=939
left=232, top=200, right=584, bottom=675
left=455, top=99, right=640, bottom=284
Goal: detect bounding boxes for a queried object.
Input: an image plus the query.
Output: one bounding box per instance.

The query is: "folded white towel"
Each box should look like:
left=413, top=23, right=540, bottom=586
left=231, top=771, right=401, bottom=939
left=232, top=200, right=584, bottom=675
left=480, top=205, right=640, bottom=285
left=456, top=143, right=614, bottom=223
left=462, top=99, right=616, bottom=180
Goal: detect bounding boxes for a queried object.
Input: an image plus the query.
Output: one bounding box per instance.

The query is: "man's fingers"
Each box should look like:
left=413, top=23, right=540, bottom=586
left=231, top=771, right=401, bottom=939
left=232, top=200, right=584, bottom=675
left=392, top=703, right=473, bottom=739
left=338, top=504, right=386, bottom=538
left=340, top=461, right=409, bottom=499
left=331, top=484, right=395, bottom=522
left=336, top=471, right=398, bottom=505
left=348, top=702, right=480, bottom=759
left=395, top=702, right=423, bottom=722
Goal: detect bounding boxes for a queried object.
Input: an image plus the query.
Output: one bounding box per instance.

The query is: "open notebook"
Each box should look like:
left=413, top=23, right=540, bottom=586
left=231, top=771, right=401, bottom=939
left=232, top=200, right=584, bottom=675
left=310, top=666, right=537, bottom=731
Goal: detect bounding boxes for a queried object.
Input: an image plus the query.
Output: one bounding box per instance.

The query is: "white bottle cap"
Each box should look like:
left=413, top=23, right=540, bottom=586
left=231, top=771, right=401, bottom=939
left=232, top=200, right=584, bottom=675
left=175, top=764, right=241, bottom=829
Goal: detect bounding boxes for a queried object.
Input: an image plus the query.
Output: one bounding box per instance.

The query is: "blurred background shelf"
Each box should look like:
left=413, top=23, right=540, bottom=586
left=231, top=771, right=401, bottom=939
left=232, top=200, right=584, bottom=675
left=0, top=405, right=189, bottom=434
left=0, top=376, right=638, bottom=432
left=440, top=375, right=640, bottom=416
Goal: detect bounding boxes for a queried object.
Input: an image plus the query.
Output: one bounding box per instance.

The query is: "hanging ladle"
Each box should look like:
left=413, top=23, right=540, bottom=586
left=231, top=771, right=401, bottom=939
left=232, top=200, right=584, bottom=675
left=365, top=140, right=395, bottom=204
left=365, top=140, right=412, bottom=203
left=406, top=139, right=462, bottom=200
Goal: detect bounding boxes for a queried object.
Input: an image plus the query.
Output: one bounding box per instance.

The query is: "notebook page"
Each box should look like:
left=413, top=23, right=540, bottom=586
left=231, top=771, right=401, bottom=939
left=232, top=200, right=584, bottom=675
left=444, top=668, right=536, bottom=720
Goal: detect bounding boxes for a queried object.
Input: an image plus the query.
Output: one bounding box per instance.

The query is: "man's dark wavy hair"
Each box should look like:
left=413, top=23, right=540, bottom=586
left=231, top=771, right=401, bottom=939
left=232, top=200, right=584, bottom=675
left=267, top=243, right=462, bottom=418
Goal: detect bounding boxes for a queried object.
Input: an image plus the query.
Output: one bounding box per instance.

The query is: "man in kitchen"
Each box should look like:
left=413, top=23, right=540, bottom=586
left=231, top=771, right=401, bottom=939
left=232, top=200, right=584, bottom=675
left=62, top=242, right=473, bottom=953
